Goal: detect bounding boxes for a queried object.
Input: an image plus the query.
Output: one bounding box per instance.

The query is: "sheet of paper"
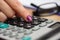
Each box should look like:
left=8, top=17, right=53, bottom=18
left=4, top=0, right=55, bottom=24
left=18, top=0, right=60, bottom=9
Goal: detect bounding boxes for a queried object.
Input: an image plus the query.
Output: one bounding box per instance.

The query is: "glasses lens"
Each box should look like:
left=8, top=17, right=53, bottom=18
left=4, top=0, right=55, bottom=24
left=40, top=3, right=57, bottom=9
left=38, top=3, right=58, bottom=15
left=33, top=3, right=58, bottom=16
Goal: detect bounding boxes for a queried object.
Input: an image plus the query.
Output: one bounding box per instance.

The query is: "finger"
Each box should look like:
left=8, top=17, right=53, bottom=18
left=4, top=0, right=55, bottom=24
left=0, top=11, right=7, bottom=22
left=0, top=0, right=15, bottom=18
left=5, top=0, right=32, bottom=22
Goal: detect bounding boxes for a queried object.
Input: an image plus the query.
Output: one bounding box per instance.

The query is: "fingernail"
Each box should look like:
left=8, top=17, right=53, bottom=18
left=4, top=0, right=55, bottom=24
left=27, top=15, right=32, bottom=22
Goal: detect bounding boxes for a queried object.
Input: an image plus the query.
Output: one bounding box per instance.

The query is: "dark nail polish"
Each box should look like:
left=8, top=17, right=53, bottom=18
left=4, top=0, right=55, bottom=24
left=27, top=16, right=32, bottom=22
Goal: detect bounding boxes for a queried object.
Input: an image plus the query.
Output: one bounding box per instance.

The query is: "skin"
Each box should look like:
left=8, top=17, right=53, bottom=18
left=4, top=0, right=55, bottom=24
left=0, top=0, right=32, bottom=22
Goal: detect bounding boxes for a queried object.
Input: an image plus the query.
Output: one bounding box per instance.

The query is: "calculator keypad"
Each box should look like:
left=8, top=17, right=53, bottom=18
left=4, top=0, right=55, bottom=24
left=0, top=16, right=55, bottom=40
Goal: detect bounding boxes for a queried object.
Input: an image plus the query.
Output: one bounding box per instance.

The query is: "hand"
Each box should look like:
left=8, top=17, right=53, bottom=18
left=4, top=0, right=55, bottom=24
left=0, top=0, right=32, bottom=22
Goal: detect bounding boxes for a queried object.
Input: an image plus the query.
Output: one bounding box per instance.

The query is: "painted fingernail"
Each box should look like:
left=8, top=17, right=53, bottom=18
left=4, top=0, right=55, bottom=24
left=27, top=15, right=32, bottom=22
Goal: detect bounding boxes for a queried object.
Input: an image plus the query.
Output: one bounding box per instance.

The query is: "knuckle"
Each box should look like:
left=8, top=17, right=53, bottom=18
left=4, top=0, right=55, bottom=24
left=0, top=12, right=7, bottom=22
left=8, top=13, right=15, bottom=18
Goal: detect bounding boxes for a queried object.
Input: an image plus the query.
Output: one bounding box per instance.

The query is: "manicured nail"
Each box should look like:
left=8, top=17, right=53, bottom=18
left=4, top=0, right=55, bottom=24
left=27, top=15, right=32, bottom=22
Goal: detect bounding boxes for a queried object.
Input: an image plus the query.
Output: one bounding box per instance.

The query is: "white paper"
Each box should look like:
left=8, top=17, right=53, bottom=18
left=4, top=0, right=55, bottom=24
left=18, top=0, right=60, bottom=9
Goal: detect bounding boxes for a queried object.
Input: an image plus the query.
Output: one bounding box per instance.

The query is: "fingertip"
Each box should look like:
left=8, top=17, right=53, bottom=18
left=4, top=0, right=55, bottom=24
left=26, top=15, right=32, bottom=22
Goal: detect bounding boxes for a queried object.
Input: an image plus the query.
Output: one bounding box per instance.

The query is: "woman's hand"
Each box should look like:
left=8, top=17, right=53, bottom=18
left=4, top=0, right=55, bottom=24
left=0, top=0, right=32, bottom=22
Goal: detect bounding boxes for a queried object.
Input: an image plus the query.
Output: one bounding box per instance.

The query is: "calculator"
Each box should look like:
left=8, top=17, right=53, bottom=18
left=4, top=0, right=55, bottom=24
left=0, top=16, right=60, bottom=40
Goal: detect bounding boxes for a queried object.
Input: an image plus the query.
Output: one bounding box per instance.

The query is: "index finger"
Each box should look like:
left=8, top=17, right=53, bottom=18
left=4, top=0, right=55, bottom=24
left=5, top=0, right=32, bottom=21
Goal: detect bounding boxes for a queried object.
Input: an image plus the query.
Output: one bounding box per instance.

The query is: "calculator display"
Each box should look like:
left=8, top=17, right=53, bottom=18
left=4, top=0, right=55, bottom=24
left=49, top=22, right=60, bottom=29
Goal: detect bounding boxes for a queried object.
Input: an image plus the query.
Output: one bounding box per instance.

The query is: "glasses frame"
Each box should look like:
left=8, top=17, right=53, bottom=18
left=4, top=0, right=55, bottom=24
left=31, top=2, right=60, bottom=16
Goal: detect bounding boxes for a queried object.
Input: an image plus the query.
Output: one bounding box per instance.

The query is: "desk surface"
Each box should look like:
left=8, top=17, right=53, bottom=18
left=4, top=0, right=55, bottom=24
left=27, top=8, right=60, bottom=22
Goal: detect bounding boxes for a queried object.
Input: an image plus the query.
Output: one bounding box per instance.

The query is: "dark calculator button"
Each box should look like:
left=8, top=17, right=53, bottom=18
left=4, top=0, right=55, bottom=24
left=20, top=18, right=25, bottom=22
left=4, top=17, right=17, bottom=25
left=33, top=16, right=38, bottom=20
left=24, top=23, right=34, bottom=29
left=38, top=18, right=47, bottom=22
left=16, top=17, right=21, bottom=22
left=5, top=18, right=14, bottom=25
left=17, top=22, right=24, bottom=27
left=5, top=17, right=20, bottom=25
left=32, top=20, right=40, bottom=25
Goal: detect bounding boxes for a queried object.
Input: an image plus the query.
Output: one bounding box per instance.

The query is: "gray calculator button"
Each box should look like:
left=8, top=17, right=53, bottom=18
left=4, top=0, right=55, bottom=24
left=46, top=19, right=53, bottom=23
left=15, top=33, right=24, bottom=39
left=0, top=29, right=1, bottom=31
left=24, top=29, right=32, bottom=35
left=1, top=29, right=6, bottom=34
left=7, top=31, right=13, bottom=37
left=11, top=29, right=16, bottom=32
left=0, top=29, right=3, bottom=34
left=0, top=29, right=6, bottom=34
left=17, top=28, right=25, bottom=33
left=7, top=25, right=15, bottom=30
left=3, top=30, right=9, bottom=36
left=0, top=29, right=2, bottom=31
left=11, top=33, right=18, bottom=38
left=11, top=27, right=17, bottom=32
left=32, top=26, right=40, bottom=31
left=24, top=23, right=34, bottom=29
left=39, top=22, right=47, bottom=27
left=2, top=30, right=7, bottom=34
left=3, top=30, right=13, bottom=36
left=9, top=32, right=14, bottom=38
left=0, top=31, right=2, bottom=34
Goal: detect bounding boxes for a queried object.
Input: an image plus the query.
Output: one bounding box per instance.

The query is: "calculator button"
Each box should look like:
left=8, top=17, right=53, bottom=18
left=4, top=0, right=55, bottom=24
left=15, top=33, right=24, bottom=39
left=32, top=26, right=40, bottom=31
left=0, top=29, right=3, bottom=34
left=0, top=28, right=2, bottom=31
left=17, top=28, right=25, bottom=33
left=9, top=32, right=18, bottom=38
left=46, top=19, right=53, bottom=24
left=0, top=22, right=9, bottom=29
left=5, top=18, right=15, bottom=25
left=22, top=36, right=31, bottom=40
left=11, top=28, right=17, bottom=32
left=3, top=30, right=9, bottom=36
left=24, top=29, right=32, bottom=35
left=7, top=26, right=16, bottom=30
left=33, top=16, right=38, bottom=20
left=3, top=30, right=11, bottom=35
left=38, top=18, right=47, bottom=22
left=39, top=22, right=47, bottom=27
left=10, top=26, right=17, bottom=32
left=24, top=23, right=34, bottom=29
left=18, top=22, right=24, bottom=27
left=32, top=20, right=40, bottom=25
left=20, top=18, right=25, bottom=22
left=4, top=31, right=12, bottom=36
left=9, top=32, right=14, bottom=38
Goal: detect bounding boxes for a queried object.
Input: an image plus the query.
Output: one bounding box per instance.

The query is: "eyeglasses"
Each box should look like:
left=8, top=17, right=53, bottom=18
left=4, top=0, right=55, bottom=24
left=31, top=2, right=60, bottom=16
